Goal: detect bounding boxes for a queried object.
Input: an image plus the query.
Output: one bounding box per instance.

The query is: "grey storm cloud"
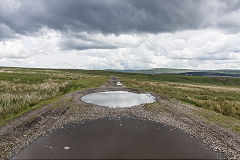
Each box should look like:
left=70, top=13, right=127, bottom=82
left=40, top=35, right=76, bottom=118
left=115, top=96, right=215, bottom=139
left=59, top=32, right=121, bottom=50
left=0, top=23, right=14, bottom=39
left=61, top=40, right=119, bottom=51
left=1, top=0, right=240, bottom=40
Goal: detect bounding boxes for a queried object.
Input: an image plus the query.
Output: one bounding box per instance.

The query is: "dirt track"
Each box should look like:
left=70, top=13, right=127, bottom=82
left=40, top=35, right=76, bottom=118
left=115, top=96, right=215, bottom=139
left=0, top=76, right=240, bottom=159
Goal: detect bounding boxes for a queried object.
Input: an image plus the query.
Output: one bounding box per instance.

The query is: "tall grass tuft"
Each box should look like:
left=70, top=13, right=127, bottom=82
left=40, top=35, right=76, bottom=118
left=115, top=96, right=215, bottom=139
left=0, top=81, right=74, bottom=119
left=0, top=68, right=107, bottom=124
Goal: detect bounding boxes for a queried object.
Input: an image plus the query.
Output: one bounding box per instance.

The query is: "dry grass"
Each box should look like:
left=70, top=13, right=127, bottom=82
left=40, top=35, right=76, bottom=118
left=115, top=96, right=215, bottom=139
left=123, top=78, right=240, bottom=120
left=0, top=81, right=71, bottom=118
left=0, top=68, right=108, bottom=124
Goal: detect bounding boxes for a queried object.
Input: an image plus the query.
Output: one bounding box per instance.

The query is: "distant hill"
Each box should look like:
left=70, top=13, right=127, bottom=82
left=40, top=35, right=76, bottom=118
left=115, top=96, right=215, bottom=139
left=106, top=68, right=240, bottom=77
left=106, top=68, right=200, bottom=74
left=205, top=69, right=240, bottom=75
left=180, top=71, right=240, bottom=78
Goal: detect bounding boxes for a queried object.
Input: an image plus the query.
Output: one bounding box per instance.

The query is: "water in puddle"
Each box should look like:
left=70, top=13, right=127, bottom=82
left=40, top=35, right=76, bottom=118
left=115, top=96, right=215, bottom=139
left=81, top=91, right=156, bottom=108
left=14, top=118, right=222, bottom=159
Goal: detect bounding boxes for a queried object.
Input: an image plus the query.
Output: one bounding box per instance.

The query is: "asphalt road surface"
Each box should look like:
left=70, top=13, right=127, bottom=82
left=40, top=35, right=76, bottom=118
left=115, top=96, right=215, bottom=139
left=14, top=117, right=222, bottom=159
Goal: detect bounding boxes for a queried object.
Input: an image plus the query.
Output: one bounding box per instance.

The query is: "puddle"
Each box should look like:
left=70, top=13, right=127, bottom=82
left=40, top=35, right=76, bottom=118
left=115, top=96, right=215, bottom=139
left=81, top=91, right=156, bottom=108
left=116, top=82, right=122, bottom=86
left=14, top=118, right=222, bottom=159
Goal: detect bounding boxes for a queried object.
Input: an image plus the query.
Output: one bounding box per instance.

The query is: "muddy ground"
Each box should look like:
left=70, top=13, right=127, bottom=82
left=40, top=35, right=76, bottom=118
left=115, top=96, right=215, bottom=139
left=0, top=76, right=240, bottom=159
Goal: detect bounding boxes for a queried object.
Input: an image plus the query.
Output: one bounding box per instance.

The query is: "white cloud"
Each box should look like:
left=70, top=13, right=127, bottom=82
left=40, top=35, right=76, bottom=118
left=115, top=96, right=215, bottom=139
left=1, top=28, right=240, bottom=70
left=0, top=28, right=60, bottom=59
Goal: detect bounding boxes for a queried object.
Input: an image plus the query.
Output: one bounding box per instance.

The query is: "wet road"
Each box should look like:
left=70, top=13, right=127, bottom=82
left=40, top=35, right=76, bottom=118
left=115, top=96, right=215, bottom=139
left=14, top=117, right=222, bottom=159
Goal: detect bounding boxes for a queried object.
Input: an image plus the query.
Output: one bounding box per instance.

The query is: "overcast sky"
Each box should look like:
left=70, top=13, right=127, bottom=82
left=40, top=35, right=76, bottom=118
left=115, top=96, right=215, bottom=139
left=0, top=0, right=240, bottom=70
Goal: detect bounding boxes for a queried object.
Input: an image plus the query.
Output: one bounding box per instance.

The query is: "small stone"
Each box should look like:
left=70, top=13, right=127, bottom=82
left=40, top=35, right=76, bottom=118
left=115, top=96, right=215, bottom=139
left=64, top=146, right=70, bottom=150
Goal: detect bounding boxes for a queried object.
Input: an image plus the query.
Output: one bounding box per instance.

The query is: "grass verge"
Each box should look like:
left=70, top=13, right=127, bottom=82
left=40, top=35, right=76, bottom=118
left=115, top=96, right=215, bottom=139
left=0, top=69, right=108, bottom=126
left=121, top=77, right=240, bottom=120
left=145, top=101, right=240, bottom=133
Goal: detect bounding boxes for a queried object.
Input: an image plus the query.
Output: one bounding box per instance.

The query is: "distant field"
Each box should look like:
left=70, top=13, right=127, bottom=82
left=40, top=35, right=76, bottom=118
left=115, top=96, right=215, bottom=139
left=120, top=74, right=240, bottom=120
left=0, top=67, right=239, bottom=125
left=0, top=67, right=108, bottom=125
left=119, top=73, right=240, bottom=86
left=107, top=68, right=197, bottom=74
left=108, top=68, right=240, bottom=75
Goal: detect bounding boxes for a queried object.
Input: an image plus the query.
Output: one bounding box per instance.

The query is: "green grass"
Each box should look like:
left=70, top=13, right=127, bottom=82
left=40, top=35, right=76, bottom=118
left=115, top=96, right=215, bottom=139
left=0, top=68, right=108, bottom=126
left=1, top=66, right=240, bottom=125
left=144, top=101, right=240, bottom=133
left=0, top=93, right=63, bottom=126
left=119, top=73, right=240, bottom=86
left=197, top=108, right=240, bottom=133
left=120, top=76, right=240, bottom=120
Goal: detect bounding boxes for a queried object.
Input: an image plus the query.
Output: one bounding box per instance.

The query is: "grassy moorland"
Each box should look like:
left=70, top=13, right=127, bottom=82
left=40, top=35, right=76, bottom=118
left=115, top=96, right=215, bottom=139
left=120, top=74, right=240, bottom=120
left=67, top=68, right=240, bottom=121
left=0, top=67, right=240, bottom=126
left=0, top=67, right=108, bottom=125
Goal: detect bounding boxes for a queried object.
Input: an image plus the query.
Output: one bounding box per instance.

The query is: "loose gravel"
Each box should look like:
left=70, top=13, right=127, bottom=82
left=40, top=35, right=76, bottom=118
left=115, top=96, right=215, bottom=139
left=0, top=76, right=239, bottom=159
